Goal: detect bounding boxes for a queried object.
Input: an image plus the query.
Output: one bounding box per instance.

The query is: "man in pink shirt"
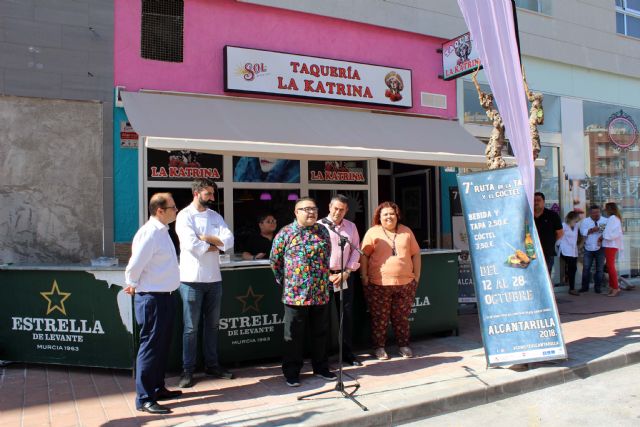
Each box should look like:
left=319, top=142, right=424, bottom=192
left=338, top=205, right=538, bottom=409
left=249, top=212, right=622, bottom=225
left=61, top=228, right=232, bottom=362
left=319, top=194, right=362, bottom=366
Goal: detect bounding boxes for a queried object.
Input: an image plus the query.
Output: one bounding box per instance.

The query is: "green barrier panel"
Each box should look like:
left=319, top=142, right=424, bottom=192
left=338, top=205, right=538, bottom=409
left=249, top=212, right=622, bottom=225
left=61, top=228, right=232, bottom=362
left=217, top=267, right=285, bottom=364
left=0, top=270, right=135, bottom=369
left=1, top=252, right=457, bottom=369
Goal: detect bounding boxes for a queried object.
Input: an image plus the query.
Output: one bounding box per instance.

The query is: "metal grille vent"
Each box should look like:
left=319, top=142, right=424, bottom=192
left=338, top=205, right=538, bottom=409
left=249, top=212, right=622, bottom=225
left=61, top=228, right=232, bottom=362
left=421, top=92, right=447, bottom=109
left=141, top=0, right=184, bottom=63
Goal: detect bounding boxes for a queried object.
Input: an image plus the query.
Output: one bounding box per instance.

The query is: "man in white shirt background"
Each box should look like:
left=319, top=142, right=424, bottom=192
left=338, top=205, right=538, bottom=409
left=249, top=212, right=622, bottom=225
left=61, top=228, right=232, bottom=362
left=125, top=193, right=182, bottom=414
left=579, top=204, right=607, bottom=294
left=175, top=179, right=235, bottom=388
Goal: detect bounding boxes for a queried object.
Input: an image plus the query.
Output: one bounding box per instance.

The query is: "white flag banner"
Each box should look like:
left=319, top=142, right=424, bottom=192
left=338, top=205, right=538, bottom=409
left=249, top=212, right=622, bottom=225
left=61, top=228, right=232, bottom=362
left=457, top=0, right=535, bottom=209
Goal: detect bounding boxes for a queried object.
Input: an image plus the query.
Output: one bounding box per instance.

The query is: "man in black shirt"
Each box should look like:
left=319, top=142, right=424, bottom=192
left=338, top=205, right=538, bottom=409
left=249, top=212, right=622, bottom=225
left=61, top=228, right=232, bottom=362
left=533, top=192, right=563, bottom=277
left=241, top=214, right=277, bottom=260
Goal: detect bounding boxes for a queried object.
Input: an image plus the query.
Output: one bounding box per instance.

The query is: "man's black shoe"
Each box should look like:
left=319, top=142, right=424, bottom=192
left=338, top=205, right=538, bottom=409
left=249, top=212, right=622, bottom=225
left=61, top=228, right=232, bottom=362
left=285, top=377, right=301, bottom=387
left=156, top=388, right=182, bottom=400
left=205, top=366, right=235, bottom=379
left=314, top=370, right=337, bottom=381
left=178, top=372, right=194, bottom=388
left=595, top=288, right=602, bottom=294
left=344, top=356, right=362, bottom=367
left=137, top=401, right=171, bottom=414
left=579, top=289, right=589, bottom=293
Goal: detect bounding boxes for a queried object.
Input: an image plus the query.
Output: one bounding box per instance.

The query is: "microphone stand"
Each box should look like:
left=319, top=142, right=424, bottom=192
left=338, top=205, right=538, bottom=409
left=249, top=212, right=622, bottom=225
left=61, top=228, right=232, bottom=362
left=298, top=221, right=368, bottom=411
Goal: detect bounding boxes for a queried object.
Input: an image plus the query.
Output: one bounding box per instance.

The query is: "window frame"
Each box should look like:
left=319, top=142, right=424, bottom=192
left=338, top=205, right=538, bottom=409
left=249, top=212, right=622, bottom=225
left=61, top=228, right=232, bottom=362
left=616, top=0, right=640, bottom=38
left=515, top=0, right=543, bottom=14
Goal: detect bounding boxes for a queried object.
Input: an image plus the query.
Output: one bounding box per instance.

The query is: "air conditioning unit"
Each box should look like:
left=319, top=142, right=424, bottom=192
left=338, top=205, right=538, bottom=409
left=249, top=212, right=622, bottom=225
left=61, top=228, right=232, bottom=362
left=421, top=92, right=447, bottom=109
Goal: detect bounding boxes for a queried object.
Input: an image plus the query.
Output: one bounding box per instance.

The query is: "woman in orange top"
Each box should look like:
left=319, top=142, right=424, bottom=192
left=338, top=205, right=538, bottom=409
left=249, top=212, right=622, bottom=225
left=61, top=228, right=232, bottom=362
left=360, top=201, right=421, bottom=360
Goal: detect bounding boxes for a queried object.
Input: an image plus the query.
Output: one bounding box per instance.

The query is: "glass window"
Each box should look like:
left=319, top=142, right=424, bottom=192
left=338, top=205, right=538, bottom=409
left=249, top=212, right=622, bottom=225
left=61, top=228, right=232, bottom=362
left=233, top=156, right=300, bottom=183
left=617, top=12, right=626, bottom=33
left=628, top=14, right=640, bottom=37
left=464, top=80, right=561, bottom=132
left=232, top=189, right=299, bottom=254
left=463, top=80, right=492, bottom=125
left=515, top=0, right=541, bottom=12
left=583, top=101, right=640, bottom=275
left=537, top=93, right=561, bottom=133
left=535, top=146, right=560, bottom=210
left=515, top=0, right=551, bottom=14
left=616, top=0, right=640, bottom=38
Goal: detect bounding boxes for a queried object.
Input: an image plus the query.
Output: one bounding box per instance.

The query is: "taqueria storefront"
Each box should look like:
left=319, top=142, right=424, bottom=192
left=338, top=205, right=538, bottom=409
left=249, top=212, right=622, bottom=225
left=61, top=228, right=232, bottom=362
left=0, top=0, right=511, bottom=369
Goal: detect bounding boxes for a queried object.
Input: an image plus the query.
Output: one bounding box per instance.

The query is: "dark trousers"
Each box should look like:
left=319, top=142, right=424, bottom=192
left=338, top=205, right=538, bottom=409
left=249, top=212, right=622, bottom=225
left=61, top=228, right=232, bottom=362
left=134, top=292, right=175, bottom=409
left=561, top=255, right=578, bottom=290
left=544, top=254, right=555, bottom=277
left=282, top=303, right=329, bottom=380
left=331, top=276, right=355, bottom=359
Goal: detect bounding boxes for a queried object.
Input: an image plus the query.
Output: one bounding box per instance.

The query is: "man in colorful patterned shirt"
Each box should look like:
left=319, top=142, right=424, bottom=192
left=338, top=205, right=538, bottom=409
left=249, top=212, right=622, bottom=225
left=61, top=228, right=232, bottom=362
left=270, top=197, right=336, bottom=387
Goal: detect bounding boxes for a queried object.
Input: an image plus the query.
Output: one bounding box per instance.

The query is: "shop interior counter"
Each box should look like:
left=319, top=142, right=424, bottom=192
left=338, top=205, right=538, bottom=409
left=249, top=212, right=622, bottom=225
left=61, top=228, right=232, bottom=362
left=0, top=250, right=458, bottom=369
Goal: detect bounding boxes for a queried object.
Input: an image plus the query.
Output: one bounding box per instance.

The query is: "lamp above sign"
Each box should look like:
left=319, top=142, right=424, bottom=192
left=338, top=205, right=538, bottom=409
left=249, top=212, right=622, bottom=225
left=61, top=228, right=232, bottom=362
left=441, top=32, right=482, bottom=81
left=224, top=46, right=412, bottom=108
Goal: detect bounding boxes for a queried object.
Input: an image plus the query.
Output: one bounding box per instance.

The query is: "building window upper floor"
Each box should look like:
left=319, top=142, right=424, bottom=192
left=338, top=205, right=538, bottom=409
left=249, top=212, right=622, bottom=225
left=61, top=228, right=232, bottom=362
left=515, top=0, right=551, bottom=15
left=141, top=0, right=184, bottom=62
left=617, top=0, right=640, bottom=38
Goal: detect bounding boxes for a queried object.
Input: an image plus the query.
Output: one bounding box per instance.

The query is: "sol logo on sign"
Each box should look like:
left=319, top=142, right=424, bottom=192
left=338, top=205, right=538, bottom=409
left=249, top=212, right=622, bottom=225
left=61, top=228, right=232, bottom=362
left=607, top=110, right=639, bottom=151
left=237, top=62, right=268, bottom=81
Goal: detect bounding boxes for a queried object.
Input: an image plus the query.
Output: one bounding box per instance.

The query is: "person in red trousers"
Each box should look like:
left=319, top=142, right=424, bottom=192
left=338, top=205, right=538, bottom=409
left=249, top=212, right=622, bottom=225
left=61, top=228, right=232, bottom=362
left=602, top=202, right=623, bottom=297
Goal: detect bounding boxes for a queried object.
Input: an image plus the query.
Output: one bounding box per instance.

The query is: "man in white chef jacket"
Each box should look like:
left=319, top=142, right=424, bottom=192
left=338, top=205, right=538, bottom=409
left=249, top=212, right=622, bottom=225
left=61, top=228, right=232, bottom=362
left=175, top=178, right=234, bottom=388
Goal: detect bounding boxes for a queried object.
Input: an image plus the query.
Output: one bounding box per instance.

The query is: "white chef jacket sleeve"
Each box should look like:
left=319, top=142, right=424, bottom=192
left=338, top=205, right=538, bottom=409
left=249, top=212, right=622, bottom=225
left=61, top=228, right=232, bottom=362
left=215, top=217, right=234, bottom=252
left=175, top=211, right=210, bottom=258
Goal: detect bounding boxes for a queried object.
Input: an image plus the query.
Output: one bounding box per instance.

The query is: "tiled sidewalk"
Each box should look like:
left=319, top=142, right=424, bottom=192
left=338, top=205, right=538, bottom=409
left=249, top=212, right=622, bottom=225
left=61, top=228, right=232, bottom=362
left=2, top=288, right=640, bottom=427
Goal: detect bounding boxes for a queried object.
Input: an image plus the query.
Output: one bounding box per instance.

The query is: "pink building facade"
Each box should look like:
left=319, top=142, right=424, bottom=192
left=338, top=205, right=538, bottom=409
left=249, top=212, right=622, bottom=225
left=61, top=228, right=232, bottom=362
left=114, top=0, right=456, bottom=117
left=113, top=0, right=471, bottom=252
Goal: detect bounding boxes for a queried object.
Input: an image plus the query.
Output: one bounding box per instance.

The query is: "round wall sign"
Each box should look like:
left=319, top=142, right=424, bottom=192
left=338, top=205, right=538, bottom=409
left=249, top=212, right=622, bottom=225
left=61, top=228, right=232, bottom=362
left=606, top=110, right=638, bottom=150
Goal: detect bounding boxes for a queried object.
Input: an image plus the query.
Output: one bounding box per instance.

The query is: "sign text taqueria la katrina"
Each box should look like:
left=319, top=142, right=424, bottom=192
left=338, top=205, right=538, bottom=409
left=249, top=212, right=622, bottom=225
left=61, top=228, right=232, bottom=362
left=457, top=167, right=566, bottom=366
left=224, top=46, right=412, bottom=108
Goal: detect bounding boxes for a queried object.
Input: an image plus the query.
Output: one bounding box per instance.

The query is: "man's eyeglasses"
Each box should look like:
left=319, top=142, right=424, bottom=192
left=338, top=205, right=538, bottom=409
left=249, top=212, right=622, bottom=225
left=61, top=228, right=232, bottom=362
left=163, top=205, right=178, bottom=211
left=297, top=207, right=318, bottom=213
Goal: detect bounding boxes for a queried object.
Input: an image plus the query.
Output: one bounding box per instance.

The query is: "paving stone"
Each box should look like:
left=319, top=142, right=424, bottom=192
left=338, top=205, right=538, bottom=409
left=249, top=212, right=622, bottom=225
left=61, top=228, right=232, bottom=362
left=3, top=289, right=640, bottom=426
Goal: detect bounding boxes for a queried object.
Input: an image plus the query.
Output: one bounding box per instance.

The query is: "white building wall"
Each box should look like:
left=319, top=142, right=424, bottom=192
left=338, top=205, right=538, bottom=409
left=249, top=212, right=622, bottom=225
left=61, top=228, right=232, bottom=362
left=241, top=0, right=640, bottom=81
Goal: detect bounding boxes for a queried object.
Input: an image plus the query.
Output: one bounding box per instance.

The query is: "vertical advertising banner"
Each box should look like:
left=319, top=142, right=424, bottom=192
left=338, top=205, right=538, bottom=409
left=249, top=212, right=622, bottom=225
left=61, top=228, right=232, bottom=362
left=457, top=168, right=566, bottom=366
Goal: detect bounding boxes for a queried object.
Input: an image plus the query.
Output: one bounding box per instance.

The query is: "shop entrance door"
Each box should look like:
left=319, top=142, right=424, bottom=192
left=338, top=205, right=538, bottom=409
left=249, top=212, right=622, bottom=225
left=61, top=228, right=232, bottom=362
left=392, top=168, right=435, bottom=249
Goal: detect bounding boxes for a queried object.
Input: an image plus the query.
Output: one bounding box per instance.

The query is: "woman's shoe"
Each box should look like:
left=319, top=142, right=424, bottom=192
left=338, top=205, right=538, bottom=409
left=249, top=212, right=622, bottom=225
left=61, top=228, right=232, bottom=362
left=398, top=346, right=413, bottom=358
left=374, top=347, right=389, bottom=360
left=568, top=290, right=580, bottom=296
left=607, top=288, right=621, bottom=297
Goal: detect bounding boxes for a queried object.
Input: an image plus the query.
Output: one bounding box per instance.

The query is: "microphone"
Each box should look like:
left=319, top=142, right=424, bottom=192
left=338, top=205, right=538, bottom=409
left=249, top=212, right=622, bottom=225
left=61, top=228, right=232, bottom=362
left=320, top=218, right=335, bottom=228
left=321, top=218, right=364, bottom=255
